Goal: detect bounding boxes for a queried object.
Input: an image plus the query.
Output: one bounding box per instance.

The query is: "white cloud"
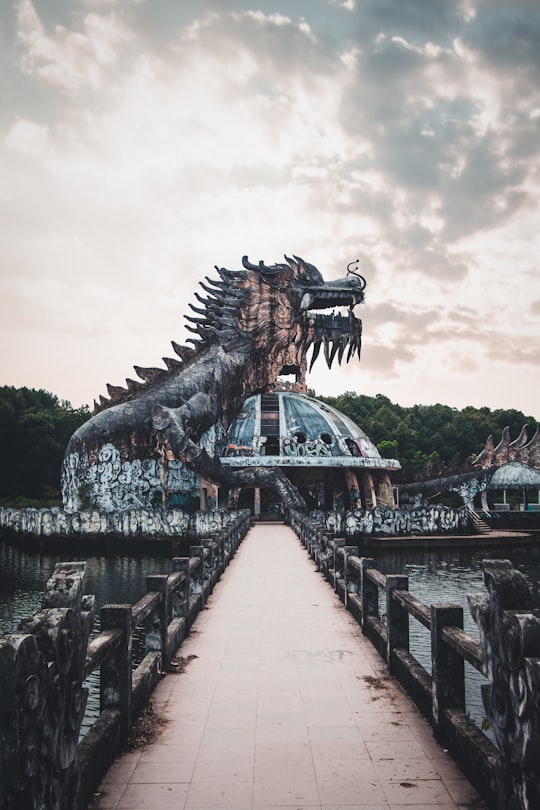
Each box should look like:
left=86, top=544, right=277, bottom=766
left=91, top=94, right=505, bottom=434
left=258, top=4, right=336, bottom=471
left=4, top=118, right=49, bottom=157
left=15, top=0, right=132, bottom=92
left=0, top=0, right=539, bottom=418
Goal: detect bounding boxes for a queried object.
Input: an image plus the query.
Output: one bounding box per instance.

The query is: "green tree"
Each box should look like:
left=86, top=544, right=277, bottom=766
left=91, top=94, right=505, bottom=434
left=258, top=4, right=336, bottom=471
left=316, top=391, right=536, bottom=482
left=0, top=386, right=89, bottom=506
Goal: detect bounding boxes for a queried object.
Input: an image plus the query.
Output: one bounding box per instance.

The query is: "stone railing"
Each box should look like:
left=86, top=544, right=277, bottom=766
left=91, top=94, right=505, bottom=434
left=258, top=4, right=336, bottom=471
left=307, top=505, right=469, bottom=537
left=289, top=509, right=540, bottom=810
left=0, top=510, right=250, bottom=810
left=0, top=506, right=241, bottom=541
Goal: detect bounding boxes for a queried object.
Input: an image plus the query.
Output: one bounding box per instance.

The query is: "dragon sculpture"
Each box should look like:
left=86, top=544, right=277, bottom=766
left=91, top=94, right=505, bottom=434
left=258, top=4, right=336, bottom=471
left=62, top=255, right=365, bottom=513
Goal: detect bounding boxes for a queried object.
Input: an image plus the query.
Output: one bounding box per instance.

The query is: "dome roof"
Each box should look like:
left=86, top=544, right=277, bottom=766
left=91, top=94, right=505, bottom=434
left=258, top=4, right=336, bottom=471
left=221, top=392, right=400, bottom=470
left=488, top=461, right=540, bottom=488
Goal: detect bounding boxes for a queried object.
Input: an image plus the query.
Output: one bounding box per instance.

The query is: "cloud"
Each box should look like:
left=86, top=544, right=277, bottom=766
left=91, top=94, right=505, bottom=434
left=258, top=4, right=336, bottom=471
left=1, top=0, right=539, bottom=417
left=348, top=0, right=471, bottom=45
left=15, top=0, right=133, bottom=92
left=461, top=1, right=540, bottom=83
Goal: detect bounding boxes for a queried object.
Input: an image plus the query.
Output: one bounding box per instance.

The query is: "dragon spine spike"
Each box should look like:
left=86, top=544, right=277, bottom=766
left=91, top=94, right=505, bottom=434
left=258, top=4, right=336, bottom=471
left=184, top=315, right=210, bottom=328
left=217, top=267, right=239, bottom=281
left=106, top=383, right=128, bottom=399
left=241, top=255, right=259, bottom=271
left=163, top=356, right=182, bottom=369
left=493, top=426, right=512, bottom=453
left=242, top=255, right=291, bottom=277
left=284, top=254, right=296, bottom=270
left=203, top=277, right=226, bottom=292
left=126, top=377, right=145, bottom=393
left=524, top=424, right=539, bottom=448
left=194, top=292, right=217, bottom=306
left=189, top=302, right=209, bottom=316
left=292, top=254, right=308, bottom=273
left=198, top=284, right=218, bottom=299
left=171, top=341, right=195, bottom=360
left=509, top=425, right=529, bottom=449
left=133, top=366, right=167, bottom=384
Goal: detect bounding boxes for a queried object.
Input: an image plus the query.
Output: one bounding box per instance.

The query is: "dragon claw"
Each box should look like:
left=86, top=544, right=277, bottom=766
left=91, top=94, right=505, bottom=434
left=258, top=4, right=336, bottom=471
left=152, top=405, right=172, bottom=430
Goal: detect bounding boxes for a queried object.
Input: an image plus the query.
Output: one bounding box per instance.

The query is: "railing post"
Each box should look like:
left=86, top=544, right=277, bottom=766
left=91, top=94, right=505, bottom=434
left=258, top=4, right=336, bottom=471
left=172, top=557, right=191, bottom=627
left=202, top=539, right=215, bottom=590
left=312, top=526, right=323, bottom=564
left=431, top=604, right=465, bottom=739
left=331, top=538, right=346, bottom=593
left=100, top=604, right=132, bottom=744
left=146, top=574, right=170, bottom=667
left=215, top=532, right=225, bottom=572
left=386, top=574, right=409, bottom=676
left=190, top=546, right=206, bottom=605
left=343, top=546, right=359, bottom=609
left=360, top=558, right=378, bottom=632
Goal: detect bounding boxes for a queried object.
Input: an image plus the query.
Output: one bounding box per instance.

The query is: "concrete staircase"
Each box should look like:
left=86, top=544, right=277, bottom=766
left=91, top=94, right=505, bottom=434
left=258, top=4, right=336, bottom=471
left=469, top=509, right=492, bottom=534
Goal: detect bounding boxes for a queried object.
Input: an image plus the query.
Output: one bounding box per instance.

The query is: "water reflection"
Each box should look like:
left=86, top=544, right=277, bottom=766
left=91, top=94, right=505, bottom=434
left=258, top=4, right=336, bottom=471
left=373, top=544, right=540, bottom=730
left=0, top=539, right=175, bottom=736
left=1, top=536, right=539, bottom=736
left=0, top=541, right=173, bottom=636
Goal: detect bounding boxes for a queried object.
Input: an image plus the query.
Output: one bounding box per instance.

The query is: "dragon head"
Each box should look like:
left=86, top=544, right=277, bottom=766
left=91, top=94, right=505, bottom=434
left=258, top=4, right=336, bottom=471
left=186, top=255, right=365, bottom=388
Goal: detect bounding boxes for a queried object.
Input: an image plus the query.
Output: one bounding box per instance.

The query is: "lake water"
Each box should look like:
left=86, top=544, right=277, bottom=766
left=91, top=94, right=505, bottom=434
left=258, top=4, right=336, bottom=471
left=1, top=533, right=539, bottom=736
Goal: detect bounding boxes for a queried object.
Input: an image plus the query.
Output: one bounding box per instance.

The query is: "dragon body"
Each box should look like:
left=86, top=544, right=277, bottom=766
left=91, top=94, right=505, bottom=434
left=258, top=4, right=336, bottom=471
left=61, top=256, right=365, bottom=512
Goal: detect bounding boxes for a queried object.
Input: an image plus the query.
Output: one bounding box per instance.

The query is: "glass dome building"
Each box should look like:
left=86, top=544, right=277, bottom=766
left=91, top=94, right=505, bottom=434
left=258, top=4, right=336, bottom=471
left=219, top=391, right=400, bottom=516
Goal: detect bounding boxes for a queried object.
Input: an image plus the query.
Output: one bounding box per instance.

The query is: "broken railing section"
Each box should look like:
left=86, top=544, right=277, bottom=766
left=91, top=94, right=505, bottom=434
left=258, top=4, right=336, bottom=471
left=289, top=509, right=540, bottom=810
left=0, top=510, right=250, bottom=810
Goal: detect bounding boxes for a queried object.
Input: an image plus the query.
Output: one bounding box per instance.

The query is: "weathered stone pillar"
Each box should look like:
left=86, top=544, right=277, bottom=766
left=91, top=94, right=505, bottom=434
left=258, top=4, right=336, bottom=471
left=360, top=558, right=378, bottom=629
left=431, top=604, right=465, bottom=735
left=172, top=557, right=191, bottom=625
left=100, top=604, right=132, bottom=744
left=386, top=574, right=409, bottom=675
left=146, top=574, right=170, bottom=667
left=189, top=546, right=206, bottom=607
left=342, top=546, right=359, bottom=609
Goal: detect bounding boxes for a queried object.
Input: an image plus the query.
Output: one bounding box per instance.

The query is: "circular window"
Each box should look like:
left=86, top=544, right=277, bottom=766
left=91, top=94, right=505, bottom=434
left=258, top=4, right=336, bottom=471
left=320, top=432, right=333, bottom=445
left=294, top=431, right=307, bottom=444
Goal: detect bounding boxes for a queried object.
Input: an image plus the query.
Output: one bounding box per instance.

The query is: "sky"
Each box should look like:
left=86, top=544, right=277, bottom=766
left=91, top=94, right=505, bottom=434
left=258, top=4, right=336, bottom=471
left=1, top=0, right=538, bottom=420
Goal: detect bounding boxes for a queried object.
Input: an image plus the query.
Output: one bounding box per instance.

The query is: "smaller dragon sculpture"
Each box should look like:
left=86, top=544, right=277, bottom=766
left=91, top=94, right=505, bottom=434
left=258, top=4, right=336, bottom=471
left=62, top=255, right=365, bottom=512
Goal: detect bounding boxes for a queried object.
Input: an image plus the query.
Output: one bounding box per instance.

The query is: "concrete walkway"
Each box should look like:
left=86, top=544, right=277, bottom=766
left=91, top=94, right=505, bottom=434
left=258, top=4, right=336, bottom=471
left=94, top=524, right=485, bottom=809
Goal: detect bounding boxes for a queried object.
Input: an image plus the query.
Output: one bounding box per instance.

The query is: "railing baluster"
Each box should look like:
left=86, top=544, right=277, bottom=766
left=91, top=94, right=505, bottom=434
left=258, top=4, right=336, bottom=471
left=386, top=575, right=409, bottom=675
left=99, top=604, right=133, bottom=745
left=431, top=604, right=466, bottom=736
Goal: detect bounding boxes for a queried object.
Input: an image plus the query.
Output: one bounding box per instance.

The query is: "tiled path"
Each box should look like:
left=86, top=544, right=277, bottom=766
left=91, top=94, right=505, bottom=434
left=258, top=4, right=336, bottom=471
left=94, top=524, right=485, bottom=809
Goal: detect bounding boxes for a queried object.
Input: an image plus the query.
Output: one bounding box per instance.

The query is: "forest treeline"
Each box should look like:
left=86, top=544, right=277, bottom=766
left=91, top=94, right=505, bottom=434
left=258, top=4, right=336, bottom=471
left=0, top=386, right=89, bottom=507
left=312, top=391, right=536, bottom=482
left=0, top=385, right=536, bottom=506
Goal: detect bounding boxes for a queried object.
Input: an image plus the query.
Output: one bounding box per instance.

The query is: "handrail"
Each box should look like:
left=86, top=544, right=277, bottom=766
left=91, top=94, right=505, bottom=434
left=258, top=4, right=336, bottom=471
left=288, top=507, right=540, bottom=810
left=392, top=588, right=431, bottom=628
